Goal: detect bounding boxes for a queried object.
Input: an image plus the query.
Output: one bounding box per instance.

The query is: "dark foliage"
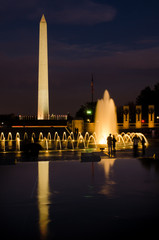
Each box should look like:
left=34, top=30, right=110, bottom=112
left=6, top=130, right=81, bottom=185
left=75, top=102, right=97, bottom=122
left=136, top=83, right=159, bottom=121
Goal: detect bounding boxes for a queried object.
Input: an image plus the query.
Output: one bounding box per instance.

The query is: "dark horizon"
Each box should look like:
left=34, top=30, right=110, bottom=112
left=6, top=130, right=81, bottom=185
left=1, top=0, right=159, bottom=117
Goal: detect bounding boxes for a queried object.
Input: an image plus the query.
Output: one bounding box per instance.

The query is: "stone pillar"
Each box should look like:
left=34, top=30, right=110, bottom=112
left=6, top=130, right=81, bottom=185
left=148, top=105, right=155, bottom=128
left=136, top=105, right=142, bottom=128
left=123, top=105, right=129, bottom=129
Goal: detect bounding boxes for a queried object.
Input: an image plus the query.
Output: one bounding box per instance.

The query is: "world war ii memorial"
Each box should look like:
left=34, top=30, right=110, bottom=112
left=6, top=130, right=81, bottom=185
left=0, top=7, right=159, bottom=240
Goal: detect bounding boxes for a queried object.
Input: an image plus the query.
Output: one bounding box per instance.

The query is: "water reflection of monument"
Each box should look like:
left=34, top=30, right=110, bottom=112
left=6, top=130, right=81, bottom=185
left=38, top=161, right=50, bottom=239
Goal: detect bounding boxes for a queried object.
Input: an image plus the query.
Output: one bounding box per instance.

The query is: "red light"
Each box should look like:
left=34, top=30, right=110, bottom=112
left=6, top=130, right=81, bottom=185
left=141, top=119, right=145, bottom=123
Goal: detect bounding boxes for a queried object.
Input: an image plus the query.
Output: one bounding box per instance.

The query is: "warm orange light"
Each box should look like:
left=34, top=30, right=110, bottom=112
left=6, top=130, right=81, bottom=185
left=38, top=161, right=50, bottom=239
left=12, top=125, right=67, bottom=128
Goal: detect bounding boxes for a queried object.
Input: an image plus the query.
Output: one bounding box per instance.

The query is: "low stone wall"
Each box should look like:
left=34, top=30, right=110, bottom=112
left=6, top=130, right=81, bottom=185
left=72, top=120, right=84, bottom=133
left=85, top=123, right=95, bottom=134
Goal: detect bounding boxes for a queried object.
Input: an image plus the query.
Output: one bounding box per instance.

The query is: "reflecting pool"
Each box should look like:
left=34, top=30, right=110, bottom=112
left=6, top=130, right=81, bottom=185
left=0, top=154, right=159, bottom=239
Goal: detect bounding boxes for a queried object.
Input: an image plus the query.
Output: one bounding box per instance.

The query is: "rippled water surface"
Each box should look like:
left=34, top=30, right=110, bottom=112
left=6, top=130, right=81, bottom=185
left=0, top=155, right=159, bottom=239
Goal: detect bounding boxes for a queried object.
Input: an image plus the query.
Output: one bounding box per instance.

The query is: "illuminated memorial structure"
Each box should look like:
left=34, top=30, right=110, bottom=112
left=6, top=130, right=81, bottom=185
left=38, top=14, right=49, bottom=120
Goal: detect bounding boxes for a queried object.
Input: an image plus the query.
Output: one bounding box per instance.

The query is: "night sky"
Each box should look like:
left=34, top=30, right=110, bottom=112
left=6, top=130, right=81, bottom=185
left=1, top=0, right=159, bottom=117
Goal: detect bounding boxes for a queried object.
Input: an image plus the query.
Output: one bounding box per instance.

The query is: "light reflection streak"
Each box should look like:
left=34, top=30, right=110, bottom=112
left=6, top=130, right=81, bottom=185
left=8, top=140, right=13, bottom=150
left=100, top=158, right=116, bottom=179
left=38, top=161, right=50, bottom=240
left=98, top=158, right=116, bottom=196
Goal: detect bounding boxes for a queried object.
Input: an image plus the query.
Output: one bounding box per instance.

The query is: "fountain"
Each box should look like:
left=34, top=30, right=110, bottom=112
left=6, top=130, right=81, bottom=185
left=0, top=88, right=149, bottom=153
left=95, top=90, right=118, bottom=147
left=0, top=129, right=148, bottom=153
left=94, top=89, right=148, bottom=150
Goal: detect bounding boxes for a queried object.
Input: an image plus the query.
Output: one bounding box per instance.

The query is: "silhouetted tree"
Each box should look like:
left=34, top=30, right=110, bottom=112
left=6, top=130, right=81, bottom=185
left=75, top=102, right=97, bottom=122
left=117, top=106, right=123, bottom=123
left=154, top=83, right=159, bottom=117
left=117, top=102, right=136, bottom=123
left=136, top=84, right=159, bottom=121
left=128, top=102, right=136, bottom=123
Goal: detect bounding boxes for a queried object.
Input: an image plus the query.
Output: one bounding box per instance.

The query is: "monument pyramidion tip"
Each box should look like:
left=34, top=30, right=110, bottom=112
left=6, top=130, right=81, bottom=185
left=41, top=14, right=46, bottom=23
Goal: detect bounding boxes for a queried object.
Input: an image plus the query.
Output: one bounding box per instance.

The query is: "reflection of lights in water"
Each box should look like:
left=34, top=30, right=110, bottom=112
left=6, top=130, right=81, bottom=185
left=38, top=161, right=50, bottom=240
left=1, top=139, right=5, bottom=151
left=16, top=138, right=20, bottom=151
left=98, top=158, right=116, bottom=196
left=8, top=140, right=13, bottom=150
left=100, top=158, right=116, bottom=179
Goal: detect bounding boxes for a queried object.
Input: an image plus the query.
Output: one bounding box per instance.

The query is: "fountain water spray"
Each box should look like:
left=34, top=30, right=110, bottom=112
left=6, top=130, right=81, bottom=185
left=95, top=90, right=118, bottom=145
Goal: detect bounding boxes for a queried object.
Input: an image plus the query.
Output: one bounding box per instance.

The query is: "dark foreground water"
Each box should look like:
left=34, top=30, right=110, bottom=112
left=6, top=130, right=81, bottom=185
left=0, top=153, right=159, bottom=239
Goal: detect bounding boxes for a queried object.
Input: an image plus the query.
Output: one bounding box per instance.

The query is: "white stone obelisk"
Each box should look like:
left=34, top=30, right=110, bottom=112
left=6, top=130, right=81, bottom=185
left=38, top=14, right=49, bottom=120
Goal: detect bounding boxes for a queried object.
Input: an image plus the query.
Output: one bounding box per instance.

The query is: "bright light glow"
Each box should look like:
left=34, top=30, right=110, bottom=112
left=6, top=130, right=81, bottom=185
left=86, top=110, right=92, bottom=115
left=95, top=90, right=118, bottom=145
left=98, top=158, right=116, bottom=196
left=38, top=14, right=49, bottom=120
left=38, top=161, right=50, bottom=239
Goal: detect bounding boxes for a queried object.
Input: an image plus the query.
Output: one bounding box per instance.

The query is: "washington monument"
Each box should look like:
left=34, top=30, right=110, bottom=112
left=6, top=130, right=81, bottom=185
left=38, top=14, right=49, bottom=120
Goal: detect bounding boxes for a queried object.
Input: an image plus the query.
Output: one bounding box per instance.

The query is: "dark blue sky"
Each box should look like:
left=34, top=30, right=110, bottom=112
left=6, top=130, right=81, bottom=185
left=1, top=0, right=159, bottom=116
